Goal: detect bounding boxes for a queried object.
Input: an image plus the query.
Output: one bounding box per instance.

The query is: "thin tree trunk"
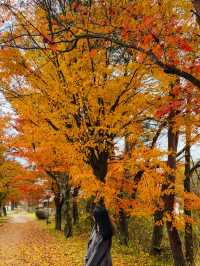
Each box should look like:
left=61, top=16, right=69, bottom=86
left=72, top=187, right=79, bottom=225
left=0, top=203, right=2, bottom=217
left=184, top=98, right=194, bottom=266
left=63, top=186, right=73, bottom=238
left=185, top=220, right=194, bottom=266
left=3, top=206, right=7, bottom=216
left=86, top=196, right=95, bottom=214
left=118, top=208, right=129, bottom=245
left=117, top=137, right=130, bottom=246
left=163, top=113, right=186, bottom=266
left=11, top=201, right=15, bottom=211
left=151, top=209, right=164, bottom=255
left=54, top=193, right=63, bottom=231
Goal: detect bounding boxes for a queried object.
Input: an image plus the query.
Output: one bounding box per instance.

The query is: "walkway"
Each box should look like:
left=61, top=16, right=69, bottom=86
left=0, top=213, right=76, bottom=266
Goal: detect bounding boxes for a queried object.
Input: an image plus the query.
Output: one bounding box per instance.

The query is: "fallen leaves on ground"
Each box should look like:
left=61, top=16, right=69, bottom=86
left=0, top=213, right=154, bottom=266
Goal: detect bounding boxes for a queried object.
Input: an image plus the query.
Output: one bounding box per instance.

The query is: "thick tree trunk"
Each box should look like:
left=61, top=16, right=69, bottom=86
left=163, top=114, right=186, bottom=266
left=151, top=209, right=164, bottom=255
left=88, top=151, right=109, bottom=214
left=184, top=102, right=194, bottom=266
left=63, top=186, right=73, bottom=238
left=90, top=151, right=108, bottom=182
left=54, top=193, right=63, bottom=231
left=72, top=187, right=79, bottom=225
left=118, top=208, right=129, bottom=245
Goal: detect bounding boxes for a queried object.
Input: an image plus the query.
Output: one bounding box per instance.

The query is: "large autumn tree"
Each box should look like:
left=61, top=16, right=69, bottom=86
left=1, top=1, right=200, bottom=265
left=0, top=0, right=168, bottom=225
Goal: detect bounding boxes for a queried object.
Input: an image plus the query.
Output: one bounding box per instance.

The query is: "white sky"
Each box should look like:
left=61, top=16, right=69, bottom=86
left=115, top=130, right=200, bottom=162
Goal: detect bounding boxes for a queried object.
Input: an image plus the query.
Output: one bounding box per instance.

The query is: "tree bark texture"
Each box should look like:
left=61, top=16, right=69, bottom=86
left=63, top=186, right=73, bottom=238
left=72, top=187, right=79, bottom=225
left=184, top=99, right=194, bottom=266
left=163, top=113, right=186, bottom=266
left=54, top=193, right=63, bottom=231
left=151, top=209, right=164, bottom=255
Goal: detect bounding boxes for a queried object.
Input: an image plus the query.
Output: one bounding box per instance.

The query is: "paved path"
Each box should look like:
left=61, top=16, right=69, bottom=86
left=0, top=213, right=74, bottom=266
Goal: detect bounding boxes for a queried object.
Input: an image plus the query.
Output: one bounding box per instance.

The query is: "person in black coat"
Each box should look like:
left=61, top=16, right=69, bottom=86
left=85, top=205, right=113, bottom=266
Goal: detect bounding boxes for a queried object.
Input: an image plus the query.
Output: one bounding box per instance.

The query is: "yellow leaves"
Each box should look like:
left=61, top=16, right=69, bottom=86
left=1, top=0, right=200, bottom=233
left=184, top=192, right=200, bottom=211
left=102, top=145, right=170, bottom=214
left=151, top=66, right=176, bottom=88
left=3, top=218, right=86, bottom=266
left=79, top=173, right=104, bottom=199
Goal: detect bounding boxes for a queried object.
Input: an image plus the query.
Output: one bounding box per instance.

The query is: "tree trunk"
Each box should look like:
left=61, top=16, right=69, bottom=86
left=63, top=186, right=73, bottom=238
left=11, top=201, right=15, bottom=211
left=166, top=221, right=186, bottom=266
left=184, top=98, right=194, bottom=266
left=193, top=0, right=200, bottom=25
left=90, top=151, right=108, bottom=182
left=54, top=193, right=63, bottom=231
left=116, top=138, right=130, bottom=246
left=118, top=208, right=129, bottom=245
left=151, top=209, right=164, bottom=255
left=3, top=206, right=7, bottom=216
left=185, top=220, right=194, bottom=266
left=88, top=151, right=109, bottom=215
left=86, top=196, right=96, bottom=214
left=163, top=113, right=186, bottom=266
left=72, top=187, right=79, bottom=225
left=0, top=203, right=2, bottom=217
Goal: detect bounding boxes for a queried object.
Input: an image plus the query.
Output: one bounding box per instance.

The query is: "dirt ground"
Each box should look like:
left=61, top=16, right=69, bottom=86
left=0, top=213, right=75, bottom=266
